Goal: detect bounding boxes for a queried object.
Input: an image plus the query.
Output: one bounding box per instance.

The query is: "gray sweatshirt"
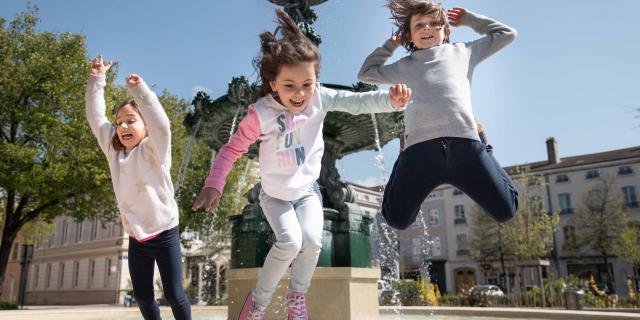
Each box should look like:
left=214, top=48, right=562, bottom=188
left=358, top=10, right=516, bottom=149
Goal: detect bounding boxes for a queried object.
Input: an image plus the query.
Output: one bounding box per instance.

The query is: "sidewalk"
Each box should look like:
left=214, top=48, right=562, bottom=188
left=0, top=305, right=227, bottom=320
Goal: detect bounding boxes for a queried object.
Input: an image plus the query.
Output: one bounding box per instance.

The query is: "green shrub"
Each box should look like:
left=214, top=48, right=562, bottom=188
left=391, top=280, right=423, bottom=306
left=0, top=300, right=18, bottom=310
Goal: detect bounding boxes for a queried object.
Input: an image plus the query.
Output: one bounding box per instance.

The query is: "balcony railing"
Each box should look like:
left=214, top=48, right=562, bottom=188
left=560, top=208, right=573, bottom=215
left=626, top=201, right=639, bottom=208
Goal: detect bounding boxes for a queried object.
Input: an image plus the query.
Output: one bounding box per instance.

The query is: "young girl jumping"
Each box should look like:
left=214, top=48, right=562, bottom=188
left=86, top=55, right=191, bottom=320
left=358, top=0, right=519, bottom=230
left=192, top=10, right=411, bottom=320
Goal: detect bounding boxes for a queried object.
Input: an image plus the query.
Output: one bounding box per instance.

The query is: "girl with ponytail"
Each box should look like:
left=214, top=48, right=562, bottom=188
left=193, top=10, right=411, bottom=320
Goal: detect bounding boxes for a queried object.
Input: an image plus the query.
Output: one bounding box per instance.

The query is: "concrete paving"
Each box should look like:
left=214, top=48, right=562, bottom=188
left=1, top=305, right=639, bottom=320
left=381, top=306, right=640, bottom=320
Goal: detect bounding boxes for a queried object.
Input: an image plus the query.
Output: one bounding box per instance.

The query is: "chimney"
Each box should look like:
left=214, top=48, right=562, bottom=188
left=546, top=137, right=560, bottom=164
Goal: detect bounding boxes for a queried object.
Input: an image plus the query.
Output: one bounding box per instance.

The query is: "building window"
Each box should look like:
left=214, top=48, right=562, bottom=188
left=558, top=193, right=573, bottom=214
left=555, top=174, right=569, bottom=183
left=428, top=209, right=441, bottom=226
left=411, top=238, right=422, bottom=257
left=456, top=234, right=469, bottom=255
left=73, top=261, right=80, bottom=288
left=431, top=237, right=442, bottom=256
left=88, top=259, right=95, bottom=288
left=453, top=189, right=464, bottom=196
left=563, top=226, right=576, bottom=250
left=58, top=263, right=65, bottom=288
left=104, top=258, right=112, bottom=288
left=90, top=217, right=99, bottom=240
left=33, top=265, right=40, bottom=289
left=454, top=205, right=466, bottom=224
left=622, top=186, right=639, bottom=208
left=618, top=166, right=634, bottom=176
left=61, top=220, right=69, bottom=245
left=75, top=221, right=83, bottom=242
left=12, top=242, right=19, bottom=261
left=45, top=264, right=51, bottom=288
left=585, top=170, right=600, bottom=180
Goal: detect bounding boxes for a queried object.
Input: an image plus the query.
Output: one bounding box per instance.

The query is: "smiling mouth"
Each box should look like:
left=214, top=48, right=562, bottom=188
left=121, top=133, right=133, bottom=141
left=421, top=35, right=434, bottom=40
left=290, top=99, right=305, bottom=108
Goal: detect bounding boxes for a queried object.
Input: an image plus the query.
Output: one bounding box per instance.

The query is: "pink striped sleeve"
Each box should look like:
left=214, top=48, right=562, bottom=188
left=203, top=105, right=261, bottom=192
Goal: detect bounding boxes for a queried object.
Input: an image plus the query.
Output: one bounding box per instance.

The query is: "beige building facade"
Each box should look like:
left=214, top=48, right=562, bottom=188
left=393, top=138, right=640, bottom=297
left=24, top=217, right=132, bottom=304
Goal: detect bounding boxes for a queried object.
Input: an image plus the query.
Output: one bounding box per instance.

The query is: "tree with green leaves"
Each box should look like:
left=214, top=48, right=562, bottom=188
left=572, top=175, right=630, bottom=293
left=0, top=4, right=122, bottom=294
left=613, top=221, right=640, bottom=271
left=470, top=206, right=510, bottom=290
left=470, top=166, right=559, bottom=294
left=0, top=4, right=251, bottom=296
left=504, top=168, right=559, bottom=262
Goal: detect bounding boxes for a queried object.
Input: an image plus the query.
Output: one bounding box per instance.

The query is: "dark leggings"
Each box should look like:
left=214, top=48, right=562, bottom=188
left=129, top=226, right=191, bottom=320
left=382, top=137, right=519, bottom=230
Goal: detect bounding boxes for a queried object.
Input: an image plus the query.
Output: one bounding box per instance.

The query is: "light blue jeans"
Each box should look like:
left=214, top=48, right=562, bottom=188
left=252, top=182, right=324, bottom=307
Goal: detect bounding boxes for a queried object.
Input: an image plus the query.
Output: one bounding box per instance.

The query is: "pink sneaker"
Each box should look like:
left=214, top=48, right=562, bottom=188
left=287, top=292, right=308, bottom=320
left=237, top=291, right=266, bottom=320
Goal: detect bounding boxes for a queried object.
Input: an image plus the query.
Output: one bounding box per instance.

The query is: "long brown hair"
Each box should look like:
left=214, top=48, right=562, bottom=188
left=111, top=99, right=141, bottom=152
left=253, top=9, right=321, bottom=97
left=387, top=0, right=451, bottom=52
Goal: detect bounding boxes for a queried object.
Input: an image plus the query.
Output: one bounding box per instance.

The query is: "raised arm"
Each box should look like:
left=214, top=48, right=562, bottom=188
left=125, top=74, right=172, bottom=165
left=85, top=55, right=115, bottom=156
left=357, top=38, right=404, bottom=84
left=449, top=7, right=517, bottom=65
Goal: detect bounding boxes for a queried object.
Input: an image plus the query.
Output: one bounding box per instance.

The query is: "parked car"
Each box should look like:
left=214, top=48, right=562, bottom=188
left=470, top=285, right=504, bottom=297
left=123, top=291, right=136, bottom=307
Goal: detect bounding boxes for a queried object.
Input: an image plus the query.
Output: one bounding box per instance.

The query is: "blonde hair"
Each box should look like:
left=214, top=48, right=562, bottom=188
left=253, top=9, right=321, bottom=97
left=386, top=0, right=451, bottom=52
left=111, top=99, right=142, bottom=152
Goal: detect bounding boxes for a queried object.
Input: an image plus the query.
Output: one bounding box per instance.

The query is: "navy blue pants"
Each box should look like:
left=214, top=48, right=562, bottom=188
left=129, top=226, right=191, bottom=320
left=382, top=137, right=519, bottom=230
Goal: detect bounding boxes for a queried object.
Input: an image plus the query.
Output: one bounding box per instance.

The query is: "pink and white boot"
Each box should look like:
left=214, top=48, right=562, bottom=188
left=287, top=292, right=309, bottom=320
left=237, top=291, right=267, bottom=320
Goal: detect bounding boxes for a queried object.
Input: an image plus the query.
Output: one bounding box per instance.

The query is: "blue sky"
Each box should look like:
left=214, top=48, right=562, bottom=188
left=2, top=0, right=639, bottom=186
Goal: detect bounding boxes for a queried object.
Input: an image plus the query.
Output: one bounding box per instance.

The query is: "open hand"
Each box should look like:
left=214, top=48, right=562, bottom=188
left=447, top=7, right=468, bottom=27
left=389, top=84, right=412, bottom=109
left=390, top=29, right=402, bottom=46
left=125, top=74, right=143, bottom=88
left=192, top=187, right=222, bottom=213
left=90, top=55, right=112, bottom=76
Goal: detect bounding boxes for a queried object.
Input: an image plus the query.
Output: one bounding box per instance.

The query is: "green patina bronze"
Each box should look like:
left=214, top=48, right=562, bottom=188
left=186, top=0, right=404, bottom=269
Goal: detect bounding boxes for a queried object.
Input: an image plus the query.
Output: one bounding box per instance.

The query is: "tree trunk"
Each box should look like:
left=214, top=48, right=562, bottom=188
left=603, top=251, right=615, bottom=293
left=0, top=227, right=19, bottom=298
left=498, top=230, right=507, bottom=293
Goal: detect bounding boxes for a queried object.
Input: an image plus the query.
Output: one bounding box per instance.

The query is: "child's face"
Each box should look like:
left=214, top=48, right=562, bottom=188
left=409, top=13, right=447, bottom=50
left=115, top=104, right=147, bottom=150
left=269, top=62, right=317, bottom=113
